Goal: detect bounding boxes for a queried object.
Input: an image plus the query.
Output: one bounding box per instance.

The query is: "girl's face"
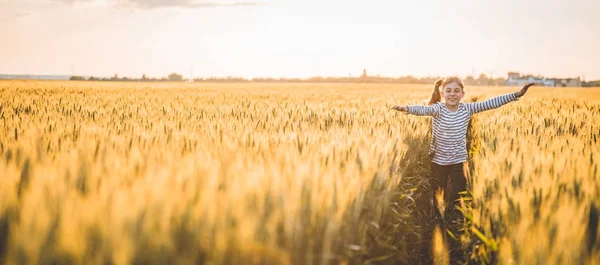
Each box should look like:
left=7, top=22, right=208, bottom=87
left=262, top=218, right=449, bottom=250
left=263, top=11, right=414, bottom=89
left=441, top=81, right=465, bottom=107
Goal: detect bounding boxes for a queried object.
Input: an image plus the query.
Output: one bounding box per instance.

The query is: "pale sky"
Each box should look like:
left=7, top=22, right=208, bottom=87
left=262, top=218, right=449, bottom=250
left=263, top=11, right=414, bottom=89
left=1, top=0, right=599, bottom=79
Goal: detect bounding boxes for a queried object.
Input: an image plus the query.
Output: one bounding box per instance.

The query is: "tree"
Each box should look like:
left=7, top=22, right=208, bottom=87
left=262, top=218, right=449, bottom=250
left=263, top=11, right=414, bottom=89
left=168, top=73, right=183, bottom=81
left=477, top=73, right=489, bottom=85
left=464, top=75, right=475, bottom=85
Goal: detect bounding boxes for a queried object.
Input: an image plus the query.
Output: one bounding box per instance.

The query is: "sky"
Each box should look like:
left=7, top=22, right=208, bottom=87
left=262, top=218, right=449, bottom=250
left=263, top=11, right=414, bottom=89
left=1, top=0, right=599, bottom=80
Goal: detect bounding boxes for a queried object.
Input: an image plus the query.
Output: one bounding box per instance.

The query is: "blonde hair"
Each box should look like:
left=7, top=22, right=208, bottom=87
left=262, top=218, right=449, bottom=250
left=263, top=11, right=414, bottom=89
left=428, top=77, right=465, bottom=105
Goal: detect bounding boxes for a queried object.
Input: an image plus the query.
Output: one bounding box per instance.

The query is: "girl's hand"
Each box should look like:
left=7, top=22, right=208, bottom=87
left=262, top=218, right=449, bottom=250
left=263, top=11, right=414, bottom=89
left=390, top=105, right=407, bottom=112
left=516, top=82, right=536, bottom=97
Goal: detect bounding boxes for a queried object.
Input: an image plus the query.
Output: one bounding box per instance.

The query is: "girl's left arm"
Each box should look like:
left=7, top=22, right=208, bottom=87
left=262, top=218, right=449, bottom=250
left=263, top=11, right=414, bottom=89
left=466, top=82, right=535, bottom=115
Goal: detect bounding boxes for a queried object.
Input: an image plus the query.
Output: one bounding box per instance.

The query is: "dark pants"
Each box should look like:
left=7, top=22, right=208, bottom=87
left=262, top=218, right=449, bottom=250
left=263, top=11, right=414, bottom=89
left=424, top=162, right=469, bottom=265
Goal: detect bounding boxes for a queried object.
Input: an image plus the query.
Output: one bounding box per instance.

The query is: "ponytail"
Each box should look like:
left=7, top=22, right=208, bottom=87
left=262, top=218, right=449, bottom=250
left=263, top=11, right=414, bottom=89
left=428, top=79, right=443, bottom=105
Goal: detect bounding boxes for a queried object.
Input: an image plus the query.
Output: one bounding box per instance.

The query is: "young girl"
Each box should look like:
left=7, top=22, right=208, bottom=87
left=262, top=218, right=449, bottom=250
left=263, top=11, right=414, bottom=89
left=391, top=77, right=535, bottom=264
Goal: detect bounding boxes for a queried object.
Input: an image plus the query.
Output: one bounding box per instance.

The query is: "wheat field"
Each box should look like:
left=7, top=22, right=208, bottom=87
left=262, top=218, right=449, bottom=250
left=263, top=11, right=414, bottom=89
left=0, top=80, right=598, bottom=265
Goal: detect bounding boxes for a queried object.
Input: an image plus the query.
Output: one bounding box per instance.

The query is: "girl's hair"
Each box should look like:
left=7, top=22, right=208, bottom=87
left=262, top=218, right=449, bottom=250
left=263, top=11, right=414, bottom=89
left=428, top=77, right=465, bottom=105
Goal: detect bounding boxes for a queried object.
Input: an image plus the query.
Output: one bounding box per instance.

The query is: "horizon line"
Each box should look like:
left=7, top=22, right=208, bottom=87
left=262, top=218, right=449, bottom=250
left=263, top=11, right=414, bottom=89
left=0, top=71, right=593, bottom=80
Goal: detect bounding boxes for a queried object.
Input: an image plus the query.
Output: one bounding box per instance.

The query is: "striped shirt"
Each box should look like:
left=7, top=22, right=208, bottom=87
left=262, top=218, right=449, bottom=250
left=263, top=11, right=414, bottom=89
left=406, top=92, right=519, bottom=165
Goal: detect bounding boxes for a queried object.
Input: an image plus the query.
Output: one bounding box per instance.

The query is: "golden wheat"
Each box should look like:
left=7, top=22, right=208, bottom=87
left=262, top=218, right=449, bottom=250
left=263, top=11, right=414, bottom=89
left=0, top=81, right=598, bottom=265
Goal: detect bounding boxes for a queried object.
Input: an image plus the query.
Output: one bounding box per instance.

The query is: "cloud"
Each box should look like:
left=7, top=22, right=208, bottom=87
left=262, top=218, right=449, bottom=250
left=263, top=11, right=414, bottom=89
left=115, top=0, right=264, bottom=9
left=0, top=1, right=30, bottom=22
left=0, top=0, right=95, bottom=23
left=0, top=11, right=31, bottom=22
left=50, top=0, right=94, bottom=4
left=0, top=0, right=263, bottom=23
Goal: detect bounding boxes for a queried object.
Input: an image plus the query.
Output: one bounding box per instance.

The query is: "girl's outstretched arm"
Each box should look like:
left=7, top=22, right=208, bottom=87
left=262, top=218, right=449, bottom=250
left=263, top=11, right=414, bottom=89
left=391, top=104, right=440, bottom=117
left=515, top=82, right=536, bottom=97
left=466, top=82, right=536, bottom=115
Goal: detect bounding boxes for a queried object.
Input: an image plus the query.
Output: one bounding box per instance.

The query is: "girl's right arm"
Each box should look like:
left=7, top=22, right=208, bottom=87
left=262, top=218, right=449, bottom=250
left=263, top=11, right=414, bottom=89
left=391, top=104, right=440, bottom=117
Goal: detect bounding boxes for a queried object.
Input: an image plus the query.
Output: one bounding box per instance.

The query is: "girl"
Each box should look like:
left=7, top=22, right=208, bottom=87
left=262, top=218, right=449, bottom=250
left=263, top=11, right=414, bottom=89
left=391, top=77, right=535, bottom=264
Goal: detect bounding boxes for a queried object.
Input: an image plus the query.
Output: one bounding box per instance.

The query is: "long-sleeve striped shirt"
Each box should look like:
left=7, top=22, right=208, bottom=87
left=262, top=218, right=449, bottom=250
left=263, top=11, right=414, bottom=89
left=406, top=92, right=519, bottom=165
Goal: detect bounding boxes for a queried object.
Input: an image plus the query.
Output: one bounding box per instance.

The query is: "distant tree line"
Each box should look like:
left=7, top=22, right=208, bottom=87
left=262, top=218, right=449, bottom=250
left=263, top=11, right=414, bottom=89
left=194, top=73, right=510, bottom=86
left=69, top=72, right=600, bottom=87
left=70, top=73, right=505, bottom=85
left=71, top=73, right=184, bottom=82
left=583, top=80, right=600, bottom=87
